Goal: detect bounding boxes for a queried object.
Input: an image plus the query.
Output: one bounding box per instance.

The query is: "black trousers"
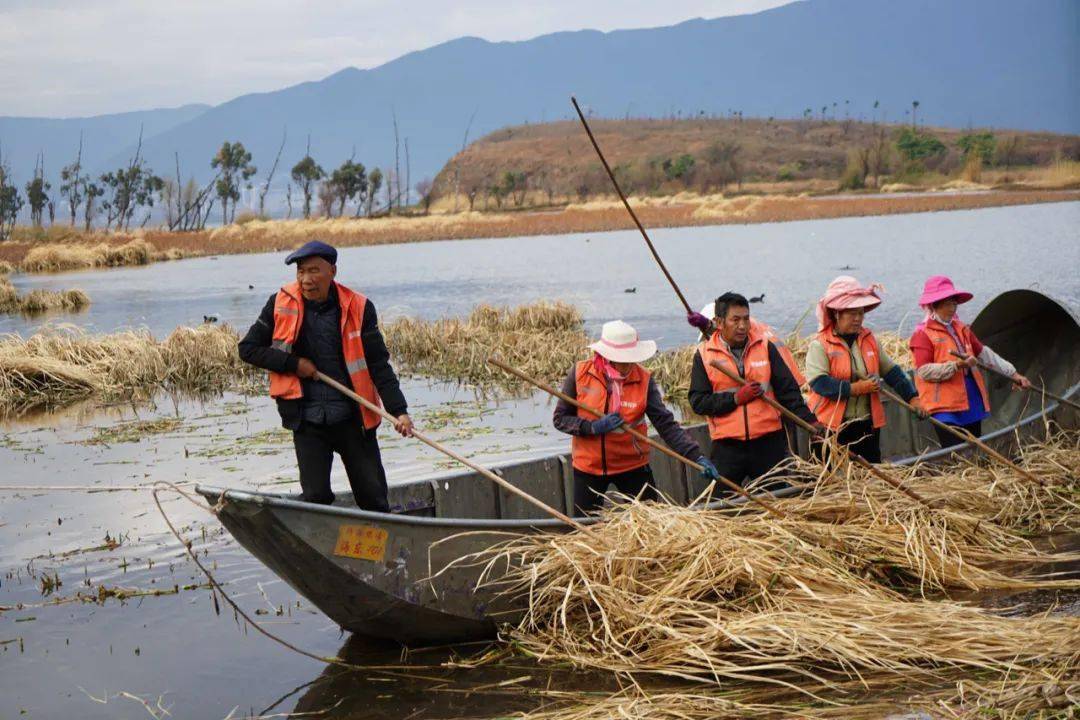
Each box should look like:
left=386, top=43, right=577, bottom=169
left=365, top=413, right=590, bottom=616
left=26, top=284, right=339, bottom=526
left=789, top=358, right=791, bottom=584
left=709, top=430, right=790, bottom=488
left=934, top=420, right=982, bottom=449
left=293, top=420, right=390, bottom=511
left=572, top=465, right=657, bottom=516
left=812, top=417, right=882, bottom=463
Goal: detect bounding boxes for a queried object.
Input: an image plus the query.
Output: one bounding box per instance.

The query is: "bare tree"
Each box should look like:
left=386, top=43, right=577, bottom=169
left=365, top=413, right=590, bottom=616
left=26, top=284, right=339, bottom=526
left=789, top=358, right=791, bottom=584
left=404, top=137, right=411, bottom=208
left=258, top=128, right=287, bottom=218
left=59, top=132, right=84, bottom=226
left=453, top=109, right=477, bottom=212
left=391, top=108, right=401, bottom=212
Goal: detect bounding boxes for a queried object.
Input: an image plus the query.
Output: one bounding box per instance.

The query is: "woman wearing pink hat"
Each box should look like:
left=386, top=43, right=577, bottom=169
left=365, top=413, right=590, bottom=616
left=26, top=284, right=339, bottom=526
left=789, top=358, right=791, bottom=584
left=553, top=320, right=719, bottom=515
left=909, top=275, right=1030, bottom=448
left=805, top=276, right=923, bottom=462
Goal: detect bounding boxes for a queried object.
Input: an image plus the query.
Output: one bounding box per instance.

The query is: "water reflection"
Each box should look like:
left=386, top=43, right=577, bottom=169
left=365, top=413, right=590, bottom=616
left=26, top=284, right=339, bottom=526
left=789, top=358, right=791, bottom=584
left=282, top=635, right=616, bottom=719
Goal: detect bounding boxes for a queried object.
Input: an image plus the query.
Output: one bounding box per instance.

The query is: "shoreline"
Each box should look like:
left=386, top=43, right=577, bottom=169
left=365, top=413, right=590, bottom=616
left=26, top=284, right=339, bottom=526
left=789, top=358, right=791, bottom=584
left=1, top=188, right=1077, bottom=272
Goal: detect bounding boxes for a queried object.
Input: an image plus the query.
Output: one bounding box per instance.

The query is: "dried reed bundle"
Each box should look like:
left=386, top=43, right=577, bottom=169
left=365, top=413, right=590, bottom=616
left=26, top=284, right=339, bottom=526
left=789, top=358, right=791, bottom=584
left=383, top=302, right=589, bottom=388
left=0, top=324, right=258, bottom=412
left=18, top=239, right=152, bottom=273
left=466, top=435, right=1080, bottom=710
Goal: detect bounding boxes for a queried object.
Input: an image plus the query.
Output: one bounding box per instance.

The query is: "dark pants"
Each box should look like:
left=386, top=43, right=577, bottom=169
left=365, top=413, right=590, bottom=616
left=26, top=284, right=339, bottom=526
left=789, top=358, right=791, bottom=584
left=572, top=465, right=657, bottom=515
left=709, top=430, right=790, bottom=488
left=934, top=420, right=982, bottom=449
left=813, top=418, right=882, bottom=463
left=293, top=420, right=390, bottom=511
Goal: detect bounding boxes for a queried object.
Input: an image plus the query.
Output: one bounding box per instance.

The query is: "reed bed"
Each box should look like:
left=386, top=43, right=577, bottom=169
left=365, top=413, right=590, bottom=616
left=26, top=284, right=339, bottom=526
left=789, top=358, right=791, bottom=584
left=462, top=434, right=1080, bottom=717
left=0, top=275, right=90, bottom=315
left=383, top=302, right=589, bottom=387
left=17, top=239, right=154, bottom=273
left=0, top=324, right=259, bottom=412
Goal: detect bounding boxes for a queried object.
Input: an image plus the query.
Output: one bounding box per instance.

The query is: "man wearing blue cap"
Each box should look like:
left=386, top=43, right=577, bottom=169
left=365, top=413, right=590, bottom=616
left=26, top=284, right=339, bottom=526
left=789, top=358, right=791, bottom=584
left=239, top=240, right=413, bottom=510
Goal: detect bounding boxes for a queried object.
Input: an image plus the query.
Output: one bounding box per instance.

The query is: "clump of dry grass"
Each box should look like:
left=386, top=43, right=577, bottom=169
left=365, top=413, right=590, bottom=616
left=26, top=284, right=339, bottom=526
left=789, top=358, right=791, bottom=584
left=0, top=275, right=90, bottom=315
left=0, top=324, right=260, bottom=413
left=0, top=260, right=15, bottom=275
left=383, top=302, right=589, bottom=388
left=464, top=433, right=1080, bottom=717
left=18, top=239, right=153, bottom=273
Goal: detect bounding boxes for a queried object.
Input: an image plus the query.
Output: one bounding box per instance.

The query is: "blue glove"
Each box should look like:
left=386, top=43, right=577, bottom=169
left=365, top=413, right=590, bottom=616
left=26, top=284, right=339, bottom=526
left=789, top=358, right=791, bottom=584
left=697, top=456, right=720, bottom=480
left=588, top=413, right=625, bottom=435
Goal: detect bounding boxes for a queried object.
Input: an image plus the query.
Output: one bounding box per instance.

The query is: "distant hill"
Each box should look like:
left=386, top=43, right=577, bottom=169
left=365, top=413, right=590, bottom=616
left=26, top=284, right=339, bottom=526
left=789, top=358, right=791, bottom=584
left=431, top=118, right=1080, bottom=204
left=0, top=105, right=209, bottom=186
left=1, top=0, right=1075, bottom=209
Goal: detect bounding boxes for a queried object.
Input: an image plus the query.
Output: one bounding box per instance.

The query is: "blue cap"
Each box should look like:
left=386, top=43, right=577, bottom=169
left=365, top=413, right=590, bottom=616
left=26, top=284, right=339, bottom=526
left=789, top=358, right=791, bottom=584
left=285, top=240, right=337, bottom=266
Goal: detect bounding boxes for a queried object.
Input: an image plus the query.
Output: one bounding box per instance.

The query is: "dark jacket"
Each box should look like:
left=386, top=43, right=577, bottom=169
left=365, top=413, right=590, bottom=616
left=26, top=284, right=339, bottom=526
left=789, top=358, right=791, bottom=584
left=688, top=341, right=816, bottom=425
left=238, top=285, right=408, bottom=430
left=552, top=368, right=702, bottom=462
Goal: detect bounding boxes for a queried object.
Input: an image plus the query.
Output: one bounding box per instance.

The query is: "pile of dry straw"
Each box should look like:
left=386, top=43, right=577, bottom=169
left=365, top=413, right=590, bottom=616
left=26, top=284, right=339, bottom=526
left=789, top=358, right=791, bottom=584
left=0, top=324, right=259, bottom=413
left=463, top=434, right=1080, bottom=718
left=0, top=273, right=89, bottom=315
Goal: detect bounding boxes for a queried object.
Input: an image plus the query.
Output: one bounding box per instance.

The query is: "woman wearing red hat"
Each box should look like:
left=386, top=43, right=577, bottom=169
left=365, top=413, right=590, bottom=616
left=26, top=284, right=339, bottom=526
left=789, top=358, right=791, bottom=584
left=909, top=275, right=1030, bottom=448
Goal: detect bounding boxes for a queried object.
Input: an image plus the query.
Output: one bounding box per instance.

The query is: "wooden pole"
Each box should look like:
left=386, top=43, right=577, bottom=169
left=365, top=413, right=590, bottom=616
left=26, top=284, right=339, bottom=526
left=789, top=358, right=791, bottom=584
left=486, top=357, right=787, bottom=520
left=706, top=359, right=932, bottom=507
left=864, top=372, right=1044, bottom=487
left=948, top=350, right=1080, bottom=413
left=313, top=372, right=590, bottom=532
left=571, top=97, right=694, bottom=315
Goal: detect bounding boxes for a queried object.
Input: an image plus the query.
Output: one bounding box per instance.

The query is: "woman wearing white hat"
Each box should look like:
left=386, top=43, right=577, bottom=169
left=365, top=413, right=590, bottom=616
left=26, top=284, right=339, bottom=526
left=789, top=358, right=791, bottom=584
left=554, top=320, right=719, bottom=515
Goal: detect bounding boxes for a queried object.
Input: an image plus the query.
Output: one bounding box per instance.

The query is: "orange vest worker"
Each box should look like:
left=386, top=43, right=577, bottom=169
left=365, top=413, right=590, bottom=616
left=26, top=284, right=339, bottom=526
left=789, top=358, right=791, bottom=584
left=269, top=281, right=383, bottom=429
left=914, top=318, right=990, bottom=414
left=805, top=328, right=886, bottom=429
left=571, top=359, right=651, bottom=475
left=697, top=326, right=782, bottom=441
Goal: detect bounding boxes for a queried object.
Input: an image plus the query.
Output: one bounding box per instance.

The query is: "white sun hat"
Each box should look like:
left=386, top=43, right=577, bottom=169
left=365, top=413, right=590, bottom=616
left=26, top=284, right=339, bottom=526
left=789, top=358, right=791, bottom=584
left=589, top=320, right=657, bottom=363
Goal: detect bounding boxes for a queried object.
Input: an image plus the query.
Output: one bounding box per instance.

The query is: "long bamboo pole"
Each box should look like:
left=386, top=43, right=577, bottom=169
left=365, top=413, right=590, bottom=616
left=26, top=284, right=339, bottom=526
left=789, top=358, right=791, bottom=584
left=948, top=350, right=1080, bottom=413
left=487, top=357, right=788, bottom=520
left=863, top=373, right=1044, bottom=487
left=571, top=96, right=694, bottom=315
left=313, top=372, right=590, bottom=532
left=706, top=360, right=932, bottom=507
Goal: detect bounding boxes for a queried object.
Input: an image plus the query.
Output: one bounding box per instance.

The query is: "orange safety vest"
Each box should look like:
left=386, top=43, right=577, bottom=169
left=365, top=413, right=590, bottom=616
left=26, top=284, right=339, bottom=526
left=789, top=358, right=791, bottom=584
left=571, top=359, right=651, bottom=475
left=914, top=318, right=990, bottom=415
left=268, top=281, right=383, bottom=430
left=698, top=327, right=782, bottom=441
left=805, top=328, right=886, bottom=430
left=754, top=319, right=806, bottom=386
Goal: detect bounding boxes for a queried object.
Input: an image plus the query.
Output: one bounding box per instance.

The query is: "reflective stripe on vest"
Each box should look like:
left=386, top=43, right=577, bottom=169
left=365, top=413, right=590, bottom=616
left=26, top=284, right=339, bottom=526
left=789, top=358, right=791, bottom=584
left=570, top=359, right=651, bottom=475
left=699, top=328, right=782, bottom=441
left=914, top=318, right=990, bottom=415
left=268, top=281, right=383, bottom=430
left=805, top=328, right=886, bottom=430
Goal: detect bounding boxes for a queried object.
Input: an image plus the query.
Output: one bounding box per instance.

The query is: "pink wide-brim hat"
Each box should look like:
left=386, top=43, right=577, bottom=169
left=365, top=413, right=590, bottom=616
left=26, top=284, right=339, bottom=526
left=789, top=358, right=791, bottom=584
left=589, top=320, right=657, bottom=363
left=919, top=275, right=974, bottom=306
left=815, top=275, right=883, bottom=331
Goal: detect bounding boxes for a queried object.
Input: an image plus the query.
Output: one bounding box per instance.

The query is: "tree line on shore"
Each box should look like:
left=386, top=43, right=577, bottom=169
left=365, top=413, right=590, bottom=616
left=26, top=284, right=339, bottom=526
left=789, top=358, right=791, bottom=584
left=0, top=129, right=436, bottom=242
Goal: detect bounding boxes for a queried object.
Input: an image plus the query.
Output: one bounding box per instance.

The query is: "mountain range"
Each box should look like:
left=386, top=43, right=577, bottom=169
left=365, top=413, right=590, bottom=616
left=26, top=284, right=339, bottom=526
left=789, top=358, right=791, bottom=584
left=1, top=0, right=1075, bottom=201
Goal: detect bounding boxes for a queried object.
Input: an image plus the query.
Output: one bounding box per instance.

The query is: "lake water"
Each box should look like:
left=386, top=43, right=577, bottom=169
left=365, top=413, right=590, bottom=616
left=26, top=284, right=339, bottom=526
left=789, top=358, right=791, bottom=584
left=2, top=202, right=1078, bottom=718
left=4, top=201, right=1079, bottom=344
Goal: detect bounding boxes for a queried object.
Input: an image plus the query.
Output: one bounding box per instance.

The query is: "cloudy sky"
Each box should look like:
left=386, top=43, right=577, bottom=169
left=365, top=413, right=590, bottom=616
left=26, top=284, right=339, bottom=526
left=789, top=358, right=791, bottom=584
left=1, top=0, right=794, bottom=118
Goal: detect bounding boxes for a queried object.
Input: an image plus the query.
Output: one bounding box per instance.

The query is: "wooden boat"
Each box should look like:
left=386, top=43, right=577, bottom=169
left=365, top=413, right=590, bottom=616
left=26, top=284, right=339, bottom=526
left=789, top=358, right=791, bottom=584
left=197, top=290, right=1079, bottom=644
